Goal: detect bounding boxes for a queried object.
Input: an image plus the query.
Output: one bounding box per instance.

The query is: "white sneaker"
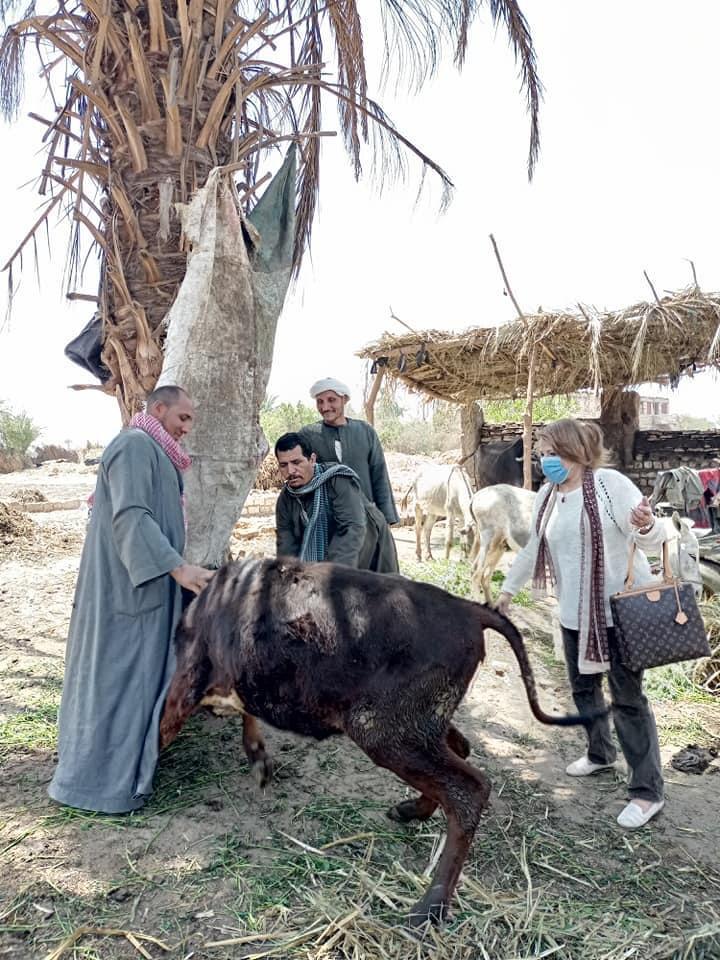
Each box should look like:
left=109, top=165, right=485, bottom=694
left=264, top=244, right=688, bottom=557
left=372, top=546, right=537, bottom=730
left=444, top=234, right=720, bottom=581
left=617, top=800, right=664, bottom=829
left=565, top=755, right=616, bottom=777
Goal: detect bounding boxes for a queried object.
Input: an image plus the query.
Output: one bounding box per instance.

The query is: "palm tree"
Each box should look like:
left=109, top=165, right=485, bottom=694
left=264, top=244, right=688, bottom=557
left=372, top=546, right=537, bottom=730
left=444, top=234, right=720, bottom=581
left=0, top=0, right=540, bottom=564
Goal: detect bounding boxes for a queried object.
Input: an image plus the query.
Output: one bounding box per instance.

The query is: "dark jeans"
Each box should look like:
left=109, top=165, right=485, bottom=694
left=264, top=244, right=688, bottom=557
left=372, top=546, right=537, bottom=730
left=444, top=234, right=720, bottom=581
left=561, top=625, right=664, bottom=803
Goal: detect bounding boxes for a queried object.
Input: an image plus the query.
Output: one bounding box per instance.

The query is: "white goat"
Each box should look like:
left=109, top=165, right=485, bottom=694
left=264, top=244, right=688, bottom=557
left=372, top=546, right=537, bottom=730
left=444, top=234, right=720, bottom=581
left=401, top=464, right=475, bottom=561
left=653, top=513, right=702, bottom=598
left=469, top=485, right=536, bottom=602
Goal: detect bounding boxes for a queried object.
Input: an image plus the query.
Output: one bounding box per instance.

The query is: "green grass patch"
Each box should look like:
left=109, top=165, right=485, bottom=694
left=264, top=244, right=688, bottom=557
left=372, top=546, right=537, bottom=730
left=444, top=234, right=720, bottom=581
left=654, top=706, right=719, bottom=748
left=489, top=569, right=535, bottom=607
left=0, top=701, right=58, bottom=760
left=39, top=713, right=250, bottom=831
left=400, top=556, right=473, bottom=597
left=400, top=558, right=534, bottom=607
left=644, top=662, right=717, bottom=704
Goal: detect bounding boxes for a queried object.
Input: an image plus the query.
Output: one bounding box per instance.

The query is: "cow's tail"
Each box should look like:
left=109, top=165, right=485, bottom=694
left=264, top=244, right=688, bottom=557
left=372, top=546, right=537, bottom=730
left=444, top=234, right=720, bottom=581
left=479, top=605, right=608, bottom=728
left=401, top=480, right=415, bottom=514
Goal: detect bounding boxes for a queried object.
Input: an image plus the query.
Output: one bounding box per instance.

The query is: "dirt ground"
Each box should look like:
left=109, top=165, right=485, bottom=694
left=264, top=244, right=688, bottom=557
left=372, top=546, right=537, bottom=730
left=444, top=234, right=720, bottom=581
left=1, top=458, right=720, bottom=959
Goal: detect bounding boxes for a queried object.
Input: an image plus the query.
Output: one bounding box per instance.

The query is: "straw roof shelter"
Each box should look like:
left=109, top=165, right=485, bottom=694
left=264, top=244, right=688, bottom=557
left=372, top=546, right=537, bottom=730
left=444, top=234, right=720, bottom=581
left=358, top=286, right=720, bottom=407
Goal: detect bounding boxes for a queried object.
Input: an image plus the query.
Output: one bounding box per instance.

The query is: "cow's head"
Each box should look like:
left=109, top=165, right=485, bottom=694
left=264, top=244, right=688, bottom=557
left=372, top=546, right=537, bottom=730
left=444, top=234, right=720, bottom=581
left=512, top=438, right=544, bottom=489
left=668, top=512, right=702, bottom=599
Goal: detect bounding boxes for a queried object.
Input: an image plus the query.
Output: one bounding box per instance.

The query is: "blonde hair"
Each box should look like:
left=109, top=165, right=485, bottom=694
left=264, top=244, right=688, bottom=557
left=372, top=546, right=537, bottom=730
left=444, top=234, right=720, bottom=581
left=537, top=418, right=610, bottom=470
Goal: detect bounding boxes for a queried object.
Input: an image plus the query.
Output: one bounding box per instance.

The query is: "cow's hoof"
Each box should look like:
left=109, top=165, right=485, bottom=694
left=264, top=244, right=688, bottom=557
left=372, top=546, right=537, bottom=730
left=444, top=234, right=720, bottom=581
left=387, top=799, right=434, bottom=823
left=250, top=754, right=273, bottom=789
left=407, top=891, right=447, bottom=928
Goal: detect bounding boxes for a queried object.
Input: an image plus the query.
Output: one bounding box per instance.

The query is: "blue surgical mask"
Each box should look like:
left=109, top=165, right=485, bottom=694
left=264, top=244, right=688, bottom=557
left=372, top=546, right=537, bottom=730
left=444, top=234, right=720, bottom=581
left=541, top=455, right=570, bottom=485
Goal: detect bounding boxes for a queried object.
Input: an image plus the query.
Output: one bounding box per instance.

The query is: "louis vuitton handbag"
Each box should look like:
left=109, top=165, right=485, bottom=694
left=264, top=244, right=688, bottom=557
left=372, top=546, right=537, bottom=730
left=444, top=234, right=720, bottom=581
left=610, top=541, right=710, bottom=673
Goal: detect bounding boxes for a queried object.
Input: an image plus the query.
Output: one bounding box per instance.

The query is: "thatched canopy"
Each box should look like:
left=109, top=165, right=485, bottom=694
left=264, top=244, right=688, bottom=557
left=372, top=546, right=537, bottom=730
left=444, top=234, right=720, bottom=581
left=358, top=286, right=720, bottom=405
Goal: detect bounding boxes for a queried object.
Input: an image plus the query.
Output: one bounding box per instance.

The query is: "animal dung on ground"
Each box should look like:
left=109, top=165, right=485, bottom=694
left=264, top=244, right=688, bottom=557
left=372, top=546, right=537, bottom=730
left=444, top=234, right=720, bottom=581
left=670, top=741, right=719, bottom=775
left=9, top=487, right=47, bottom=503
left=0, top=503, right=34, bottom=543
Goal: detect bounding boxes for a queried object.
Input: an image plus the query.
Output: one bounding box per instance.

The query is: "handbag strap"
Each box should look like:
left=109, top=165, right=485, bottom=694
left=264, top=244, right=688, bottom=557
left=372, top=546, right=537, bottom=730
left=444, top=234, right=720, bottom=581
left=624, top=539, right=671, bottom=589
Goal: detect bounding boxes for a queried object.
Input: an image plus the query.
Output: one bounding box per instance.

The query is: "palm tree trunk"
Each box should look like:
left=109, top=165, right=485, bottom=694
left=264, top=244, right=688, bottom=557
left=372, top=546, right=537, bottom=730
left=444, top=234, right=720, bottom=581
left=158, top=150, right=296, bottom=566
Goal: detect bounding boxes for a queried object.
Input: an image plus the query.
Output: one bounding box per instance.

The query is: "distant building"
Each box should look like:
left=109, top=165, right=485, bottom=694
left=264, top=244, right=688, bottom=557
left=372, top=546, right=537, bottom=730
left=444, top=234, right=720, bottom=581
left=572, top=391, right=677, bottom=429
left=638, top=395, right=675, bottom=428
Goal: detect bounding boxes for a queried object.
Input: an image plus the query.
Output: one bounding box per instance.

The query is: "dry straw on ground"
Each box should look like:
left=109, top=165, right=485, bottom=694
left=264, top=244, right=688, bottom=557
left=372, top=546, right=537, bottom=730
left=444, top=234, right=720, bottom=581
left=360, top=286, right=720, bottom=404
left=254, top=454, right=282, bottom=491
left=696, top=600, right=720, bottom=695
left=0, top=502, right=33, bottom=541
left=8, top=487, right=47, bottom=503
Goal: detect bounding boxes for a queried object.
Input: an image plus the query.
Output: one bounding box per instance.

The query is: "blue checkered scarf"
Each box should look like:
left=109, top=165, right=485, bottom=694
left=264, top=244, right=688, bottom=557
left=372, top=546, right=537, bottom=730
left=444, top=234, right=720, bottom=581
left=285, top=463, right=360, bottom=561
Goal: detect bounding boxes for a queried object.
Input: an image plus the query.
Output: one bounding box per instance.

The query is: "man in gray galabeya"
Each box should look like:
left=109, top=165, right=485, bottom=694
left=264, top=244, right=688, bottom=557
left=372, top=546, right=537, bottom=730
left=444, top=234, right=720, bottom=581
left=48, top=385, right=213, bottom=814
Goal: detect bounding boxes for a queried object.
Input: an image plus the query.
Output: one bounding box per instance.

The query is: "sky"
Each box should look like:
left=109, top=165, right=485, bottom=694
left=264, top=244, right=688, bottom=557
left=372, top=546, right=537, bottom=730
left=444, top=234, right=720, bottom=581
left=0, top=0, right=719, bottom=445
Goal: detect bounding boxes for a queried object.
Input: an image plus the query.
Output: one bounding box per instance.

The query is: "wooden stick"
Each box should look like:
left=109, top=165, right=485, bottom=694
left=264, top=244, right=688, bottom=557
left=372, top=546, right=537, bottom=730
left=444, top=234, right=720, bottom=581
left=489, top=233, right=535, bottom=489
left=364, top=365, right=384, bottom=426
left=390, top=306, right=417, bottom=335
left=643, top=269, right=663, bottom=307
left=489, top=233, right=527, bottom=325
left=42, top=926, right=170, bottom=960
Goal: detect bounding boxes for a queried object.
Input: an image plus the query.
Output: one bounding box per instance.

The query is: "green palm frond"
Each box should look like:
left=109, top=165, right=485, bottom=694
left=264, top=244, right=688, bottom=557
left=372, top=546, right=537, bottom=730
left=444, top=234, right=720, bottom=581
left=487, top=0, right=542, bottom=178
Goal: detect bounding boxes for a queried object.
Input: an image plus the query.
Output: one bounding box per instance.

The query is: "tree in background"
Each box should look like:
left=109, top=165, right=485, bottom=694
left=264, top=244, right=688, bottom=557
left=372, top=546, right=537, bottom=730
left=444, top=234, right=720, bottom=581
left=675, top=414, right=720, bottom=431
left=260, top=398, right=318, bottom=447
left=375, top=396, right=461, bottom=455
left=0, top=403, right=41, bottom=454
left=483, top=394, right=580, bottom=423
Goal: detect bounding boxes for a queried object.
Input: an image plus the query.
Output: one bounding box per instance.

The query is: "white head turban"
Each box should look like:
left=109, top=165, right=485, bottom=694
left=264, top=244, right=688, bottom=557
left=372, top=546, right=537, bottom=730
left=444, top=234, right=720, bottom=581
left=309, top=377, right=351, bottom=399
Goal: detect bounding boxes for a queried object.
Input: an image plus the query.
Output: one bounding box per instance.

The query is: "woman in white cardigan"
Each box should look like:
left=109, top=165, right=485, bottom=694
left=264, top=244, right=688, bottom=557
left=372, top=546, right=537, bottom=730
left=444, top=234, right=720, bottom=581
left=496, top=418, right=667, bottom=829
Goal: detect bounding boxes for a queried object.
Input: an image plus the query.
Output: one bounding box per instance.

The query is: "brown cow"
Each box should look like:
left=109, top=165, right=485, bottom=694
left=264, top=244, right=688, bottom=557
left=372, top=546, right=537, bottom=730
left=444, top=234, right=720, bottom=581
left=160, top=557, right=598, bottom=925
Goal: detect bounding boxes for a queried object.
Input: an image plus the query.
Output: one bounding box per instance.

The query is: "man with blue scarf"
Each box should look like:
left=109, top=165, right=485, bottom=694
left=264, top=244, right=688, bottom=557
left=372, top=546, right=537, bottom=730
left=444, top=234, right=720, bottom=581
left=274, top=432, right=399, bottom=572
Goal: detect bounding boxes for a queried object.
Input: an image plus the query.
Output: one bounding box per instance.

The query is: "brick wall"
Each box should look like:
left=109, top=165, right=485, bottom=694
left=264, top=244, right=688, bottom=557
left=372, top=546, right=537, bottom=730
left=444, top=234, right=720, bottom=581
left=241, top=490, right=278, bottom=517
left=627, top=429, right=720, bottom=495
left=478, top=423, right=720, bottom=496
left=479, top=422, right=540, bottom=444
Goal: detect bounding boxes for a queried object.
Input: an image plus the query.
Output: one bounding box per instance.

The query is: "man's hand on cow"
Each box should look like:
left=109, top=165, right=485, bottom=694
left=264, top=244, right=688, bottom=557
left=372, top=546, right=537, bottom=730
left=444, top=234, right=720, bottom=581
left=629, top=496, right=655, bottom=533
left=495, top=591, right=512, bottom=616
left=171, top=564, right=215, bottom=595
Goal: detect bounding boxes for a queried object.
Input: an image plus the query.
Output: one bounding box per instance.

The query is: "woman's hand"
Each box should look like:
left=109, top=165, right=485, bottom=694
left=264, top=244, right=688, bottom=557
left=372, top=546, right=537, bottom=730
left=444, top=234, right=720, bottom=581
left=495, top=591, right=513, bottom=616
left=630, top=495, right=655, bottom=533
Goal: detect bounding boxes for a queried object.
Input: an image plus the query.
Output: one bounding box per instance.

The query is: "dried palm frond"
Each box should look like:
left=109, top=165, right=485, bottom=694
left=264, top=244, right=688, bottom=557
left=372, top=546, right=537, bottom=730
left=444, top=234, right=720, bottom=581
left=359, top=286, right=720, bottom=404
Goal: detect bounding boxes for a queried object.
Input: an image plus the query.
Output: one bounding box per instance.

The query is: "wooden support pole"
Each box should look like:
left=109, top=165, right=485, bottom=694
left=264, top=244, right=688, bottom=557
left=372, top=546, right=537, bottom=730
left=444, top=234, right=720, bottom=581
left=364, top=365, right=385, bottom=426
left=524, top=342, right=537, bottom=487
left=489, top=233, right=535, bottom=489
left=460, top=402, right=484, bottom=489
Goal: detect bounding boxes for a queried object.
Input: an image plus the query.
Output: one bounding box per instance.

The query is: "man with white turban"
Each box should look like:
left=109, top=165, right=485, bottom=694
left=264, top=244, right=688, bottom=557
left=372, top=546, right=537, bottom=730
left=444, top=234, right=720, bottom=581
left=298, top=377, right=399, bottom=525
